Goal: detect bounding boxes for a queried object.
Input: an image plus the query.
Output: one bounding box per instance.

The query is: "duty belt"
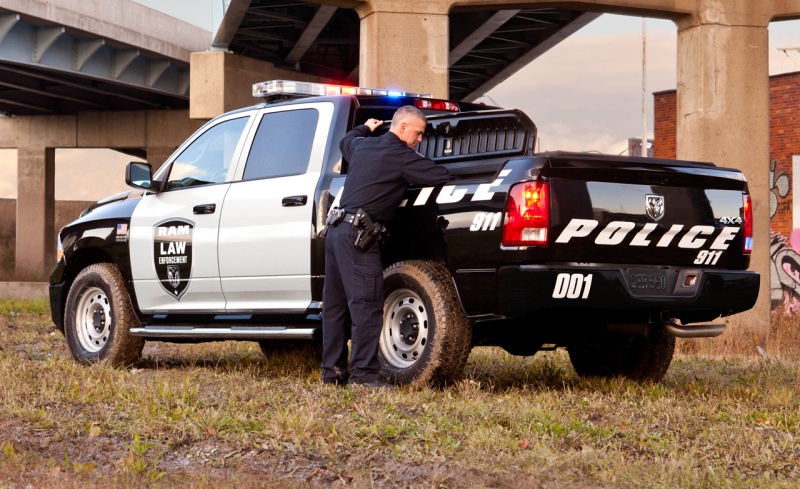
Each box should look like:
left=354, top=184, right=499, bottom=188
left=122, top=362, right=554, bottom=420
left=342, top=212, right=361, bottom=228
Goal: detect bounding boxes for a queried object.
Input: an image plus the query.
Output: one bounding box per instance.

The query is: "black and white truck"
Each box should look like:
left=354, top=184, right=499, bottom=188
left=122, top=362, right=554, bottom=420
left=49, top=80, right=760, bottom=385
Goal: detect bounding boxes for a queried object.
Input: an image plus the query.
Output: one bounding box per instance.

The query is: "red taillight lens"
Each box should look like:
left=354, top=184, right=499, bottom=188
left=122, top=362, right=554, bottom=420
left=502, top=181, right=549, bottom=246
left=415, top=98, right=460, bottom=112
left=742, top=193, right=753, bottom=254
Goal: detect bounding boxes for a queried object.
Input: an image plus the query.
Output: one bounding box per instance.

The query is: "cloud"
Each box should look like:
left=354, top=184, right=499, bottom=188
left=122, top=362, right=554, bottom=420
left=487, top=17, right=676, bottom=154
left=486, top=15, right=800, bottom=154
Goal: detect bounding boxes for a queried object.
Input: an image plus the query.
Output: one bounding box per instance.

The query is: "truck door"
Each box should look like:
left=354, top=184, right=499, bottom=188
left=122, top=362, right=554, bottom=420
left=218, top=102, right=334, bottom=311
left=129, top=112, right=254, bottom=312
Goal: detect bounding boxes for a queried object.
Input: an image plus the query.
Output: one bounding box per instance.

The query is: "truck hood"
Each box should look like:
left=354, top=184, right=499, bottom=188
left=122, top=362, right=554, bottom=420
left=79, top=189, right=145, bottom=218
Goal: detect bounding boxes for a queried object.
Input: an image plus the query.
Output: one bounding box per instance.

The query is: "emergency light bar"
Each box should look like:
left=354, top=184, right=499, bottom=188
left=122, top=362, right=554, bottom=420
left=253, top=80, right=433, bottom=99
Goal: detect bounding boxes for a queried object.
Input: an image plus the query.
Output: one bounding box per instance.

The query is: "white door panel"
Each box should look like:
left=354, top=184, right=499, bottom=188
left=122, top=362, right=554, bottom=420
left=219, top=276, right=311, bottom=311
left=219, top=102, right=333, bottom=312
left=130, top=185, right=230, bottom=312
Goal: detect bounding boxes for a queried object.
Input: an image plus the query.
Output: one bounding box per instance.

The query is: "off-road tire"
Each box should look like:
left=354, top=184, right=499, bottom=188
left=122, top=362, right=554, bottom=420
left=567, top=325, right=675, bottom=382
left=63, top=263, right=145, bottom=366
left=379, top=260, right=472, bottom=387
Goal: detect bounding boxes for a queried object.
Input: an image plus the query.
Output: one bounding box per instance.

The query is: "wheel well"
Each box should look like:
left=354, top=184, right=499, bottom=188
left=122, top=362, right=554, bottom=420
left=58, top=248, right=115, bottom=327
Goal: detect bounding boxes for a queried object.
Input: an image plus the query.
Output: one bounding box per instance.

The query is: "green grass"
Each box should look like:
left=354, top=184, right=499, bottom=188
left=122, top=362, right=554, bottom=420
left=1, top=302, right=799, bottom=488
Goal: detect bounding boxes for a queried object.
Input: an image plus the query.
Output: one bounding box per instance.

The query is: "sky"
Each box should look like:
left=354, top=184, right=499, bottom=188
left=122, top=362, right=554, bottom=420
left=0, top=3, right=799, bottom=201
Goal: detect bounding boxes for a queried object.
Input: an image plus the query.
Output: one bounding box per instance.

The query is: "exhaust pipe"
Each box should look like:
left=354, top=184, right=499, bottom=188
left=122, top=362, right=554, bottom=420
left=662, top=320, right=725, bottom=338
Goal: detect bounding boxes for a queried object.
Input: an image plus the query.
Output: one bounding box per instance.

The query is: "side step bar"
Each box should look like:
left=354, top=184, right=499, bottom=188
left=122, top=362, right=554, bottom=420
left=129, top=326, right=317, bottom=340
left=662, top=321, right=725, bottom=338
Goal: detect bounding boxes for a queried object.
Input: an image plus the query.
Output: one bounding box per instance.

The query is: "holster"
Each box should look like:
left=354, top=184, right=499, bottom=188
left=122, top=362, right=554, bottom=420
left=353, top=209, right=385, bottom=251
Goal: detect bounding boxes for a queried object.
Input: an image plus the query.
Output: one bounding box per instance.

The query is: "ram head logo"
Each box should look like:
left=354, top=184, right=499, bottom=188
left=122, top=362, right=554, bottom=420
left=645, top=194, right=665, bottom=222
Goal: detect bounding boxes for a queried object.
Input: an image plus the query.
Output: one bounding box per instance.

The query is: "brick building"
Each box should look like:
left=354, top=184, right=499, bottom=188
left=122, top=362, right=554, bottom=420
left=653, top=71, right=800, bottom=309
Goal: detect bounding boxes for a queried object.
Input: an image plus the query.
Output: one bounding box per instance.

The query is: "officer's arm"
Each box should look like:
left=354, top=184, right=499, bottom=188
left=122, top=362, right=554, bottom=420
left=339, top=125, right=373, bottom=161
left=402, top=154, right=457, bottom=185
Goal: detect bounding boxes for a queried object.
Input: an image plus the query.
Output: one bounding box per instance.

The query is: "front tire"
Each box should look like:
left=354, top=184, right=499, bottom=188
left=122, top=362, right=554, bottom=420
left=379, top=260, right=471, bottom=386
left=64, top=263, right=144, bottom=366
left=567, top=325, right=675, bottom=382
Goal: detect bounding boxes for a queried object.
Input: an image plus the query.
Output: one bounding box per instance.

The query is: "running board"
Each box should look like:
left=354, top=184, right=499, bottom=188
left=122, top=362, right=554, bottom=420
left=129, top=326, right=317, bottom=340
left=662, top=321, right=725, bottom=338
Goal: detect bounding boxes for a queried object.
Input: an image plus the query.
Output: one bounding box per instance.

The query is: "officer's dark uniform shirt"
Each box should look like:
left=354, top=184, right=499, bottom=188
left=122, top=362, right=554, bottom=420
left=339, top=125, right=455, bottom=223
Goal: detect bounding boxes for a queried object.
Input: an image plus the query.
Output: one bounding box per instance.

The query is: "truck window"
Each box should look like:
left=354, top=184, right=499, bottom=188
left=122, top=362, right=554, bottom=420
left=243, top=109, right=319, bottom=181
left=166, top=116, right=249, bottom=190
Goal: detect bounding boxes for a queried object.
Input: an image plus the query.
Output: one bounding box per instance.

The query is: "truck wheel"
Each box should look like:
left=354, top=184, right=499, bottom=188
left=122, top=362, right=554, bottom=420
left=63, top=263, right=144, bottom=367
left=567, top=325, right=675, bottom=382
left=379, top=260, right=472, bottom=386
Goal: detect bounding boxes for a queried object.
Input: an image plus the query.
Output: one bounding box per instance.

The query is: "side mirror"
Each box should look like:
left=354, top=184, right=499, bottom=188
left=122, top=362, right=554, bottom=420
left=125, top=162, right=153, bottom=190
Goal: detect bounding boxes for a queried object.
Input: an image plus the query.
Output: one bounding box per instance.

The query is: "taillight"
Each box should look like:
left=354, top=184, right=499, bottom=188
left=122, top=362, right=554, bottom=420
left=502, top=181, right=549, bottom=246
left=742, top=193, right=753, bottom=254
left=415, top=98, right=460, bottom=112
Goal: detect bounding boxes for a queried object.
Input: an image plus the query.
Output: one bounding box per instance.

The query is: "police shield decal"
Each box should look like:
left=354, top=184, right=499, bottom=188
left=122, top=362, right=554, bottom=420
left=153, top=218, right=194, bottom=300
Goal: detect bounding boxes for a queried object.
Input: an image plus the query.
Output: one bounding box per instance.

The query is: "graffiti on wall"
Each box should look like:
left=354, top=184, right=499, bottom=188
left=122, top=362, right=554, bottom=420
left=770, top=159, right=790, bottom=219
left=770, top=158, right=800, bottom=311
left=770, top=232, right=800, bottom=311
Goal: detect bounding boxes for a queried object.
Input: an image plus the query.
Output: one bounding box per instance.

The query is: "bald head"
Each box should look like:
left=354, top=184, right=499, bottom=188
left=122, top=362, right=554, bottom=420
left=390, top=105, right=427, bottom=148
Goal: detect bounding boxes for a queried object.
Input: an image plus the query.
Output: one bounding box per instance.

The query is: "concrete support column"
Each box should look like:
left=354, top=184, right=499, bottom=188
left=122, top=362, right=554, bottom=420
left=676, top=18, right=770, bottom=334
left=357, top=1, right=450, bottom=98
left=190, top=52, right=322, bottom=120
left=16, top=147, right=55, bottom=279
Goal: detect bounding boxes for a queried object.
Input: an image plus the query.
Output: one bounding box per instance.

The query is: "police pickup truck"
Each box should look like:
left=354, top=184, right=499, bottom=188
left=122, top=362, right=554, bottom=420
left=49, top=79, right=759, bottom=385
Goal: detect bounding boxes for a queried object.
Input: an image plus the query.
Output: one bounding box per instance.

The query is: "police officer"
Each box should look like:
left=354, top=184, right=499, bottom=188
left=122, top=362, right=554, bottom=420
left=322, top=105, right=455, bottom=388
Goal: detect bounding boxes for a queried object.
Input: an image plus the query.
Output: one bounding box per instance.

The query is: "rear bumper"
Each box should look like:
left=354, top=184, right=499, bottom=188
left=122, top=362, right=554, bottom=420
left=497, top=265, right=760, bottom=320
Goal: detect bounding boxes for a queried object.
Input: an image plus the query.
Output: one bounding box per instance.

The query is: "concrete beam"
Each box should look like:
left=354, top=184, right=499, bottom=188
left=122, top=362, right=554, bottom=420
left=213, top=0, right=250, bottom=49
left=0, top=0, right=210, bottom=62
left=284, top=5, right=339, bottom=66
left=449, top=10, right=519, bottom=67
left=76, top=110, right=203, bottom=149
left=462, top=11, right=601, bottom=101
left=0, top=115, right=76, bottom=148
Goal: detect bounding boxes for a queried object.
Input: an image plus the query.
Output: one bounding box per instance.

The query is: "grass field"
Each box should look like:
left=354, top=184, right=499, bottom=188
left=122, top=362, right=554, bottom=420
left=1, top=299, right=798, bottom=488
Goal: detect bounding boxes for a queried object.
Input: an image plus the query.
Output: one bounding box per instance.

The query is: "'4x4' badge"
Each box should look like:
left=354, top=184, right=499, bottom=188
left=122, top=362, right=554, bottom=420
left=153, top=218, right=194, bottom=300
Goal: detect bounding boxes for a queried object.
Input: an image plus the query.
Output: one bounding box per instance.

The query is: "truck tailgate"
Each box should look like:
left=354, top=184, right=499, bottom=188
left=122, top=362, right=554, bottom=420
left=546, top=155, right=750, bottom=269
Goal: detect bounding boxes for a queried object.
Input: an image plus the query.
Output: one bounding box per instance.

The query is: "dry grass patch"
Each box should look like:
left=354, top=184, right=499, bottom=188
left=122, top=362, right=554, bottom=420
left=677, top=312, right=800, bottom=362
left=1, top=301, right=799, bottom=488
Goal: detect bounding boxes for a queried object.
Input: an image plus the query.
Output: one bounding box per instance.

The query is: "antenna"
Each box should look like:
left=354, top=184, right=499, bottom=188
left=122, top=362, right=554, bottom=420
left=641, top=18, right=647, bottom=157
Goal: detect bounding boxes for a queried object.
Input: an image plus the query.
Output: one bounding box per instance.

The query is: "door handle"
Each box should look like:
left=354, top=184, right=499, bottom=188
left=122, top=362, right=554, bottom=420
left=282, top=195, right=308, bottom=207
left=193, top=203, right=216, bottom=214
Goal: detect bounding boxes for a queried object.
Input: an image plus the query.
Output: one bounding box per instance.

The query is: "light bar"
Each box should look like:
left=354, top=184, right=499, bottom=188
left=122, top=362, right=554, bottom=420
left=253, top=80, right=432, bottom=99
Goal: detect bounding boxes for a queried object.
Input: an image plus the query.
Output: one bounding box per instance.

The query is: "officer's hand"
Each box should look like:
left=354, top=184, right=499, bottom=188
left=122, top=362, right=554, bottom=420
left=364, top=119, right=384, bottom=132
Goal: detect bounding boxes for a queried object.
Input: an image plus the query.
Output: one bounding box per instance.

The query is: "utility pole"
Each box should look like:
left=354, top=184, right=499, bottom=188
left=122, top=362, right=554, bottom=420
left=641, top=18, right=647, bottom=157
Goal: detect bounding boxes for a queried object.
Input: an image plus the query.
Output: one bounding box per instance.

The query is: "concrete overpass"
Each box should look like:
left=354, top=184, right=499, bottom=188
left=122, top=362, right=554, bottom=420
left=0, top=0, right=211, bottom=278
left=3, top=0, right=798, bottom=335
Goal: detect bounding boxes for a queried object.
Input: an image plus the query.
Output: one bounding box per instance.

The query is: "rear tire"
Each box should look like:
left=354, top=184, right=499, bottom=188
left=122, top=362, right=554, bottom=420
left=63, top=263, right=144, bottom=367
left=567, top=325, right=675, bottom=382
left=379, top=260, right=472, bottom=386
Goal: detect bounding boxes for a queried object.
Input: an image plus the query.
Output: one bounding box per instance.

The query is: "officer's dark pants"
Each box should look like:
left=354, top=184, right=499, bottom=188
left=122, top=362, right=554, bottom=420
left=321, top=222, right=384, bottom=383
